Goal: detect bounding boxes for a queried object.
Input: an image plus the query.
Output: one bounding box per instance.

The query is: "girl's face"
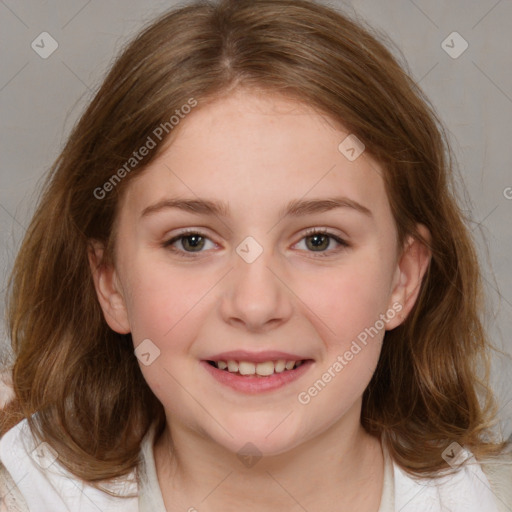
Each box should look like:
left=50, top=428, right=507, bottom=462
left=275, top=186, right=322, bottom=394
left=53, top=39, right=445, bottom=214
left=91, top=88, right=429, bottom=456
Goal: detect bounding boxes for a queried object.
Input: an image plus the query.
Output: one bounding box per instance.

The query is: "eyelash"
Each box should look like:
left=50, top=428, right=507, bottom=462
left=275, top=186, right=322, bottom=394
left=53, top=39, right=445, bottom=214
left=162, top=228, right=349, bottom=259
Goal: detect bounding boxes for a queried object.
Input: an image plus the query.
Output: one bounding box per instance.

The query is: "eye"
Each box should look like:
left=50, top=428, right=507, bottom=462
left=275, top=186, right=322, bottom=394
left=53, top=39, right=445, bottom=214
left=294, top=228, right=349, bottom=257
left=162, top=229, right=216, bottom=257
left=162, top=227, right=349, bottom=258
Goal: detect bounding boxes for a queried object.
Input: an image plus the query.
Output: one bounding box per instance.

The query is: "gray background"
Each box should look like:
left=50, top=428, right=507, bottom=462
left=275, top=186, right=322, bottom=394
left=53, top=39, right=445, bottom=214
left=1, top=1, right=511, bottom=438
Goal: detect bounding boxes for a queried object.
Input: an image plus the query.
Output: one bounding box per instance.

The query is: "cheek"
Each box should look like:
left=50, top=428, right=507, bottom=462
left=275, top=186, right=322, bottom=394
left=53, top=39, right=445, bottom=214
left=122, top=258, right=207, bottom=341
left=298, top=254, right=394, bottom=345
left=121, top=259, right=217, bottom=397
left=121, top=261, right=209, bottom=406
left=295, top=261, right=389, bottom=418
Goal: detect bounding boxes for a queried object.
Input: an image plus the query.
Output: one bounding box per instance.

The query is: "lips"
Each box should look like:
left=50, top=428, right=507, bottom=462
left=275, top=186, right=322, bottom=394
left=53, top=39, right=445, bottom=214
left=201, top=358, right=314, bottom=393
left=208, top=359, right=304, bottom=376
left=203, top=350, right=314, bottom=381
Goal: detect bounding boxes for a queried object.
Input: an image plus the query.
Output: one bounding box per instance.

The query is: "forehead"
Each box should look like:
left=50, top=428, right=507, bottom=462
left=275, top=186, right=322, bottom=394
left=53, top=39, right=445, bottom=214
left=121, top=89, right=390, bottom=223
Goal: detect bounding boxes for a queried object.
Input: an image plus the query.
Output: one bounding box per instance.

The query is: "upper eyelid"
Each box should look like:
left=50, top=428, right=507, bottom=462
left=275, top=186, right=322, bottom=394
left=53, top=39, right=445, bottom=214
left=166, top=226, right=346, bottom=240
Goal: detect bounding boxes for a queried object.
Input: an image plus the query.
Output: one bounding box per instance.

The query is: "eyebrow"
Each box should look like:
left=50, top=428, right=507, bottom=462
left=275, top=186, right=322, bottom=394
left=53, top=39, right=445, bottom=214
left=140, top=196, right=372, bottom=219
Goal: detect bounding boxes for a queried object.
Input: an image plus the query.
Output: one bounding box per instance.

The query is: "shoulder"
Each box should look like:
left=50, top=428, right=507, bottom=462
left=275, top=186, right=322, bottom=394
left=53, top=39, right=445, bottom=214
left=480, top=448, right=512, bottom=512
left=0, top=460, right=29, bottom=512
left=392, top=446, right=512, bottom=512
left=0, top=417, right=140, bottom=511
left=0, top=419, right=29, bottom=512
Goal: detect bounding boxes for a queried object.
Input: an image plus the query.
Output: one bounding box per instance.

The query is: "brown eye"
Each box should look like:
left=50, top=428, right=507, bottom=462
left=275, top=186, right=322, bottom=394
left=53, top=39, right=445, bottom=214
left=296, top=228, right=349, bottom=257
left=305, top=232, right=331, bottom=251
left=163, top=230, right=215, bottom=257
left=178, top=234, right=206, bottom=252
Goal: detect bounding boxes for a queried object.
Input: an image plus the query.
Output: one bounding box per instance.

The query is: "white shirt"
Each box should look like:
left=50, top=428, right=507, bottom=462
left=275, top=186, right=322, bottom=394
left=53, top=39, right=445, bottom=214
left=0, top=417, right=509, bottom=511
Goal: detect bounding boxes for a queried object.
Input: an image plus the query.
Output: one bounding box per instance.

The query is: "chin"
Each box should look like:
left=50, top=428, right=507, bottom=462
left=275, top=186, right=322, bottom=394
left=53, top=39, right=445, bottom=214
left=209, top=418, right=304, bottom=458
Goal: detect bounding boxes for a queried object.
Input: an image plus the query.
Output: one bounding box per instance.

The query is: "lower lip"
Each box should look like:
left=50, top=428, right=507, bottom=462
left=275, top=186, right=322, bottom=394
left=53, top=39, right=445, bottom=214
left=201, top=360, right=314, bottom=393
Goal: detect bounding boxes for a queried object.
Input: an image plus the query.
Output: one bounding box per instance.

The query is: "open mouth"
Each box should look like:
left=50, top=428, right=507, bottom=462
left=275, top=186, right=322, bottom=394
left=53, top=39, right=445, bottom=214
left=206, top=359, right=311, bottom=377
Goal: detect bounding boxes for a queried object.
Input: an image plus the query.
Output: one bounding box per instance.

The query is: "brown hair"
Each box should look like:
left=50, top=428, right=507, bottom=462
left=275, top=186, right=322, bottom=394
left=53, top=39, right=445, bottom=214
left=2, top=0, right=505, bottom=495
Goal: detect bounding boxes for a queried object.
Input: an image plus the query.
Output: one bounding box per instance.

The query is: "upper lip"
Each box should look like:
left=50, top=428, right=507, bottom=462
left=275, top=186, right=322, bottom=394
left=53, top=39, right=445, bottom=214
left=205, top=350, right=312, bottom=363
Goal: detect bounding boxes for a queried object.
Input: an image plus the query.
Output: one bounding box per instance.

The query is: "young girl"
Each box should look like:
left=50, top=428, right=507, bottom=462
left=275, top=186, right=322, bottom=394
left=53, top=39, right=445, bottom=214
left=0, top=0, right=510, bottom=510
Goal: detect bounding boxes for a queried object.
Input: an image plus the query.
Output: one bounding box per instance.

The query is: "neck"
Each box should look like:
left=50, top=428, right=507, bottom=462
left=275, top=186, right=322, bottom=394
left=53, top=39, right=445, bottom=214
left=154, top=402, right=384, bottom=512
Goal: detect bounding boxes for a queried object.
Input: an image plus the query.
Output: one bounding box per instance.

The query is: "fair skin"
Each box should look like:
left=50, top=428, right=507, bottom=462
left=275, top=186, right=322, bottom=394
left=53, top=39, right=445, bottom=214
left=89, top=88, right=431, bottom=511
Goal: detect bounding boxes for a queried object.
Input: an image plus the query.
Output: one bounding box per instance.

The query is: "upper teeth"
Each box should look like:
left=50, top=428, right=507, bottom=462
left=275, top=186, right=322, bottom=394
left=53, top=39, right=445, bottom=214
left=215, top=360, right=302, bottom=376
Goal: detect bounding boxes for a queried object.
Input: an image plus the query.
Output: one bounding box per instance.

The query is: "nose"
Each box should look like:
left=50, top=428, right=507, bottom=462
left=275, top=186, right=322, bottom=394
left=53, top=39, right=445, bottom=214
left=219, top=241, right=294, bottom=333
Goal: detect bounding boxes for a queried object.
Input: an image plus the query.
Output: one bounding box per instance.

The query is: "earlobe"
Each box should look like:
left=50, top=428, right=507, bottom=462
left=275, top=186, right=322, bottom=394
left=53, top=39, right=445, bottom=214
left=87, top=240, right=131, bottom=334
left=386, top=224, right=432, bottom=330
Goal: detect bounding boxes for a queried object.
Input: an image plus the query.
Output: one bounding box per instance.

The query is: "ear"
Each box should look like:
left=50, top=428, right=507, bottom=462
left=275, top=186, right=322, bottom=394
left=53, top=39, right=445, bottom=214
left=386, top=224, right=431, bottom=330
left=87, top=240, right=131, bottom=334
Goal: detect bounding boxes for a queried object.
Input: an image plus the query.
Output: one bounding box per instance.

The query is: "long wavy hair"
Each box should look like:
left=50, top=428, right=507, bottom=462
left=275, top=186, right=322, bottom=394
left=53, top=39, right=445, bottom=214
left=1, top=0, right=505, bottom=496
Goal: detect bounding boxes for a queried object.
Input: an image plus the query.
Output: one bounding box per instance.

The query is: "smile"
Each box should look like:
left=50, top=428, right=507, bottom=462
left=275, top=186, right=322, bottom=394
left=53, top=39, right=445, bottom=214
left=208, top=359, right=304, bottom=376
left=202, top=358, right=314, bottom=393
